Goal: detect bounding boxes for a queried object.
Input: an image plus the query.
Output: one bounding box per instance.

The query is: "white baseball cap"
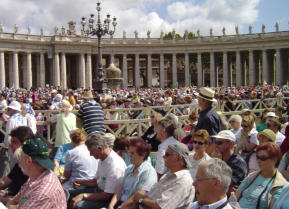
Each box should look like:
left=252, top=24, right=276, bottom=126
left=212, top=130, right=236, bottom=142
left=7, top=101, right=21, bottom=112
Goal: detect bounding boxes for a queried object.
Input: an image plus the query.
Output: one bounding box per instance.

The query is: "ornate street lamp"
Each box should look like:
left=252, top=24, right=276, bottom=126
left=81, top=1, right=117, bottom=93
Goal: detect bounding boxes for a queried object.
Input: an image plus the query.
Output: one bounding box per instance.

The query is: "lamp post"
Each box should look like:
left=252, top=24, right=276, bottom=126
left=81, top=2, right=117, bottom=93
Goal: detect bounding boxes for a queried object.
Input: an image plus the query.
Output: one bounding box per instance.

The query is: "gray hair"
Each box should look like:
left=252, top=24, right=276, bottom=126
left=85, top=134, right=109, bottom=149
left=229, top=115, right=242, bottom=126
left=201, top=158, right=232, bottom=192
left=158, top=117, right=175, bottom=137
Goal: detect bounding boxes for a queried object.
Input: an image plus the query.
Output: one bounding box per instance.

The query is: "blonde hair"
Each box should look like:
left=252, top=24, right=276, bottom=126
left=194, top=129, right=210, bottom=144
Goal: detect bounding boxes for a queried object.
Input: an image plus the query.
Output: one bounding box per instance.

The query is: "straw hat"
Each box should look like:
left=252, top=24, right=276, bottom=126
left=83, top=91, right=94, bottom=99
left=257, top=129, right=276, bottom=142
left=194, top=87, right=215, bottom=102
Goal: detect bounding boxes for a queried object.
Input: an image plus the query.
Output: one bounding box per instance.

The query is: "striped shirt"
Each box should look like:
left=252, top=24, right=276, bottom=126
left=77, top=99, right=105, bottom=135
left=16, top=170, right=66, bottom=209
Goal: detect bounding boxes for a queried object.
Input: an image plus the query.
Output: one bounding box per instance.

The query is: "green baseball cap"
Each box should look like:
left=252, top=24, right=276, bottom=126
left=22, top=139, right=55, bottom=170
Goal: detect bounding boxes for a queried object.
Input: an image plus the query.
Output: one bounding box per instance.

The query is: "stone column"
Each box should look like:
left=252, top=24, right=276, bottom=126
left=110, top=54, right=114, bottom=65
left=79, top=53, right=86, bottom=88
left=275, top=49, right=282, bottom=85
left=0, top=51, right=5, bottom=89
left=262, top=50, right=269, bottom=84
left=249, top=50, right=256, bottom=86
left=134, top=54, right=140, bottom=88
left=9, top=54, right=13, bottom=87
left=12, top=51, right=19, bottom=89
left=197, top=53, right=202, bottom=87
left=26, top=52, right=32, bottom=89
left=185, top=53, right=190, bottom=86
left=172, top=53, right=177, bottom=88
left=223, top=51, right=229, bottom=87
left=60, top=53, right=67, bottom=90
left=160, top=53, right=165, bottom=88
left=236, top=51, right=242, bottom=86
left=147, top=53, right=152, bottom=87
left=122, top=54, right=128, bottom=88
left=54, top=52, right=60, bottom=87
left=39, top=52, right=45, bottom=88
left=210, top=52, right=216, bottom=87
left=86, top=54, right=92, bottom=89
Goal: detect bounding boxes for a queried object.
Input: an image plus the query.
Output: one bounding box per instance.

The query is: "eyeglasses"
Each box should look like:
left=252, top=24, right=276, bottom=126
left=241, top=124, right=249, bottom=128
left=195, top=177, right=217, bottom=183
left=193, top=141, right=206, bottom=145
left=214, top=140, right=227, bottom=145
left=256, top=155, right=271, bottom=161
left=151, top=116, right=155, bottom=119
left=164, top=152, right=177, bottom=157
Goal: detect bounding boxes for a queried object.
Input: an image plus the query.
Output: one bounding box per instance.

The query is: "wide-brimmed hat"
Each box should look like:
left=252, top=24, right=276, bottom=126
left=58, top=100, right=73, bottom=112
left=83, top=91, right=94, bottom=99
left=212, top=130, right=236, bottom=142
left=266, top=112, right=278, bottom=118
left=7, top=101, right=21, bottom=112
left=22, top=139, right=55, bottom=169
left=194, top=87, right=215, bottom=102
left=257, top=129, right=276, bottom=142
left=168, top=142, right=192, bottom=168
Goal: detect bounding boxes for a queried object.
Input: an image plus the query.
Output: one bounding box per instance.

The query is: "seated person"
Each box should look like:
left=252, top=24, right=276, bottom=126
left=108, top=138, right=157, bottom=209
left=0, top=126, right=34, bottom=204
left=62, top=129, right=98, bottom=189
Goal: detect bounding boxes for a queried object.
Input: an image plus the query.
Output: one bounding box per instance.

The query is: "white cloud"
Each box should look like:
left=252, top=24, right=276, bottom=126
left=0, top=0, right=261, bottom=37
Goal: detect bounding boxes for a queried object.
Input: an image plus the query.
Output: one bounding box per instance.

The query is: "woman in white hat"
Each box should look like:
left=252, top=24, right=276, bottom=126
left=50, top=100, right=76, bottom=149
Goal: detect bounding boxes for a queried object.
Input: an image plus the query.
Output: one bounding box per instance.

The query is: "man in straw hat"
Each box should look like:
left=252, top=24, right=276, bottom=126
left=128, top=142, right=195, bottom=209
left=77, top=91, right=105, bottom=136
left=6, top=139, right=66, bottom=209
left=195, top=87, right=222, bottom=136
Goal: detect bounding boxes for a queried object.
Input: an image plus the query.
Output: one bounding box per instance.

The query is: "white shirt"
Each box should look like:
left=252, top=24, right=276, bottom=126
left=0, top=99, right=7, bottom=111
left=275, top=131, right=285, bottom=146
left=186, top=197, right=233, bottom=209
left=189, top=153, right=212, bottom=180
left=95, top=150, right=126, bottom=194
left=155, top=136, right=177, bottom=175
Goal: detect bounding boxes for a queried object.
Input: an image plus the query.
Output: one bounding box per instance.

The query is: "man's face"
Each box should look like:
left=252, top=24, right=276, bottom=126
left=87, top=146, right=102, bottom=160
left=18, top=152, right=31, bottom=176
left=163, top=148, right=177, bottom=170
left=214, top=138, right=230, bottom=154
left=10, top=137, right=22, bottom=153
left=154, top=124, right=164, bottom=141
left=193, top=165, right=217, bottom=205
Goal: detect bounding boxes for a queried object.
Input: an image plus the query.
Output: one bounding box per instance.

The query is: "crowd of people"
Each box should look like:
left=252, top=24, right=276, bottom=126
left=0, top=85, right=289, bottom=209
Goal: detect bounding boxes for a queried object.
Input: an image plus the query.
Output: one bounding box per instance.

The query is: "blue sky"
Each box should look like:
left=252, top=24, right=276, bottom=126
left=0, top=0, right=288, bottom=37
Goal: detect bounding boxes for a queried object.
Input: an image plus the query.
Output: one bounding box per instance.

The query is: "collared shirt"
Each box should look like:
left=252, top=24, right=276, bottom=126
left=15, top=170, right=66, bottom=209
left=155, top=136, right=177, bottom=175
left=186, top=197, right=233, bottom=209
left=275, top=131, right=285, bottom=147
left=95, top=150, right=126, bottom=194
left=226, top=153, right=247, bottom=186
left=4, top=113, right=27, bottom=148
left=195, top=107, right=222, bottom=136
left=77, top=99, right=105, bottom=135
left=120, top=161, right=157, bottom=202
left=146, top=169, right=195, bottom=209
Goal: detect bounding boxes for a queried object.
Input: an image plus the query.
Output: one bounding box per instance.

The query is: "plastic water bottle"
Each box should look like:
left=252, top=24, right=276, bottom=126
left=228, top=192, right=240, bottom=208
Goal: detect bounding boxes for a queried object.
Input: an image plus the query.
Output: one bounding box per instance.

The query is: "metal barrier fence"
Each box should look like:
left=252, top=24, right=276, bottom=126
left=0, top=97, right=288, bottom=146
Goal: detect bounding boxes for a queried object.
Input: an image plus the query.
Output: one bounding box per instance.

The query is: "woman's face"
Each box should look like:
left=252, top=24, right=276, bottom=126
left=258, top=135, right=271, bottom=145
left=241, top=122, right=252, bottom=134
left=229, top=119, right=240, bottom=130
left=256, top=150, right=276, bottom=170
left=193, top=136, right=208, bottom=154
left=129, top=146, right=144, bottom=166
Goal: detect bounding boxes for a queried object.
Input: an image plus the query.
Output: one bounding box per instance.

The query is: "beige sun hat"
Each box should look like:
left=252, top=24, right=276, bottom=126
left=194, top=87, right=215, bottom=102
left=257, top=129, right=276, bottom=142
left=83, top=91, right=94, bottom=99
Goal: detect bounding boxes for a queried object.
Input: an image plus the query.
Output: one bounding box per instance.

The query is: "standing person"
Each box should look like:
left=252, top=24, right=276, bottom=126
left=77, top=91, right=105, bottom=135
left=0, top=101, right=27, bottom=177
left=195, top=87, right=222, bottom=136
left=213, top=130, right=247, bottom=193
left=6, top=139, right=67, bottom=209
left=186, top=158, right=233, bottom=209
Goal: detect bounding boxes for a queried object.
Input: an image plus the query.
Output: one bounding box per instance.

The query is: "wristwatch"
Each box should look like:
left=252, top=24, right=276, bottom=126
left=83, top=193, right=88, bottom=200
left=138, top=198, right=144, bottom=205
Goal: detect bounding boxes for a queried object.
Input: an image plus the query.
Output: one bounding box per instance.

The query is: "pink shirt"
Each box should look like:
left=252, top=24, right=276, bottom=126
left=16, top=170, right=66, bottom=209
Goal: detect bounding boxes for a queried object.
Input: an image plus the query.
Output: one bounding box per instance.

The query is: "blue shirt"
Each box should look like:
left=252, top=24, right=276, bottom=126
left=54, top=143, right=74, bottom=167
left=120, top=161, right=157, bottom=202
left=273, top=183, right=289, bottom=209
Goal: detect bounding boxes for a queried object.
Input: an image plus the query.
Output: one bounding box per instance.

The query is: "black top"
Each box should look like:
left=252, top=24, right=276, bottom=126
left=142, top=126, right=160, bottom=151
left=195, top=107, right=222, bottom=136
left=7, top=163, right=29, bottom=196
left=226, top=152, right=248, bottom=186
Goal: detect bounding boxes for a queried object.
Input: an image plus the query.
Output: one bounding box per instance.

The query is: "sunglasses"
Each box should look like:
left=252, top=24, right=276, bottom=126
left=214, top=140, right=227, bottom=145
left=193, top=141, right=206, bottom=145
left=164, top=152, right=176, bottom=157
left=241, top=124, right=249, bottom=128
left=256, top=155, right=271, bottom=161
